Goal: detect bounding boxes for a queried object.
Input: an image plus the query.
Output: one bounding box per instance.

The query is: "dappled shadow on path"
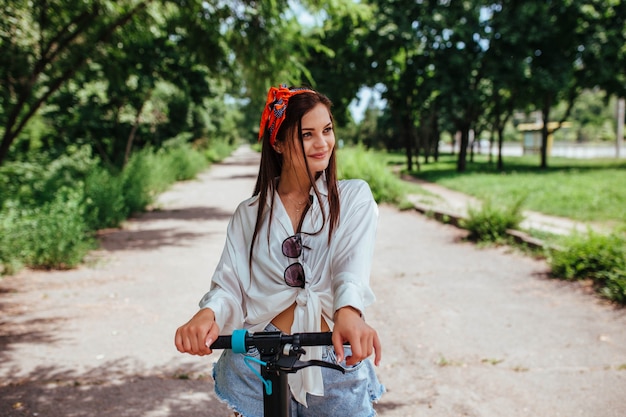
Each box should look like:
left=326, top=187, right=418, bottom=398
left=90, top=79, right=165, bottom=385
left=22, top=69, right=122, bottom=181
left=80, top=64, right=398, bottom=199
left=0, top=359, right=411, bottom=417
left=217, top=157, right=260, bottom=167
left=0, top=281, right=66, bottom=366
left=95, top=205, right=233, bottom=253
left=0, top=365, right=229, bottom=417
left=0, top=286, right=229, bottom=417
left=0, top=317, right=64, bottom=366
left=215, top=172, right=258, bottom=181
left=374, top=399, right=413, bottom=414
left=98, top=228, right=213, bottom=252
left=132, top=206, right=233, bottom=222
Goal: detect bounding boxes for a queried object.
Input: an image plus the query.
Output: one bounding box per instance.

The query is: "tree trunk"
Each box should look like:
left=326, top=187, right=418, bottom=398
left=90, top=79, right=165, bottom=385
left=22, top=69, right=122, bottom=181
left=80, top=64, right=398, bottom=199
left=124, top=100, right=147, bottom=167
left=456, top=124, right=470, bottom=172
left=540, top=101, right=552, bottom=170
left=0, top=130, right=13, bottom=165
left=497, top=126, right=505, bottom=171
left=617, top=97, right=625, bottom=158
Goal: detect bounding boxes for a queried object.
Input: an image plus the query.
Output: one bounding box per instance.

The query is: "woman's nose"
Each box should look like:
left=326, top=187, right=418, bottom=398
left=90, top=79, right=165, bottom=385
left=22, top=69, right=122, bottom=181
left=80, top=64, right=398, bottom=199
left=313, top=133, right=327, bottom=147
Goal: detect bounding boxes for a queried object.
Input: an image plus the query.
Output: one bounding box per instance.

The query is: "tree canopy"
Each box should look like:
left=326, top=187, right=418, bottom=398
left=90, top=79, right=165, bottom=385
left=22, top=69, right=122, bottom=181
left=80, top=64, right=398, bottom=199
left=1, top=0, right=624, bottom=170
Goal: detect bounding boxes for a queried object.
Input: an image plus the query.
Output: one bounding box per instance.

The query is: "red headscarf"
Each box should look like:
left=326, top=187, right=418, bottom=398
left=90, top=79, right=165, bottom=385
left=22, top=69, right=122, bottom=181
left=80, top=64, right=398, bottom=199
left=258, top=85, right=315, bottom=146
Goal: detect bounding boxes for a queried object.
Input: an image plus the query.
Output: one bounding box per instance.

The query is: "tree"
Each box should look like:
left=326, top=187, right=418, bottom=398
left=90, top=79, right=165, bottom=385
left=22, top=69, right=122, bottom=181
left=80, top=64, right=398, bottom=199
left=482, top=2, right=534, bottom=171
left=577, top=0, right=626, bottom=155
left=300, top=2, right=376, bottom=126
left=0, top=0, right=316, bottom=165
left=0, top=0, right=152, bottom=165
left=425, top=0, right=490, bottom=172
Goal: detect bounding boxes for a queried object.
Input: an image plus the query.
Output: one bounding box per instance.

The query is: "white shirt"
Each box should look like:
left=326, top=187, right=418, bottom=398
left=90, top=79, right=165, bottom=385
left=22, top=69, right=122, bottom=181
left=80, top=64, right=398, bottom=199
left=199, top=176, right=378, bottom=405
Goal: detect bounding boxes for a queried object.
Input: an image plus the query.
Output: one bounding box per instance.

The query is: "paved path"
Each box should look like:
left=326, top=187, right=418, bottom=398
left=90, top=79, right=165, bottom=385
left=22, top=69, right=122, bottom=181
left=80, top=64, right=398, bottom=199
left=1, top=146, right=625, bottom=417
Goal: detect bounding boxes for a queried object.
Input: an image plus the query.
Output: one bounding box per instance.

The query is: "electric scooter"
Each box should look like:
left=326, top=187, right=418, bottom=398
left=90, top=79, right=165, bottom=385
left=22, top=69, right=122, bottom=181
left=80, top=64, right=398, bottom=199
left=211, top=330, right=345, bottom=417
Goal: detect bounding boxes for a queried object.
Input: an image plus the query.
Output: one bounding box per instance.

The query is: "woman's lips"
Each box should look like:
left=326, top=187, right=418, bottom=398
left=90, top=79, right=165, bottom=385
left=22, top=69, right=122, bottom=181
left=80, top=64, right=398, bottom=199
left=309, top=152, right=327, bottom=159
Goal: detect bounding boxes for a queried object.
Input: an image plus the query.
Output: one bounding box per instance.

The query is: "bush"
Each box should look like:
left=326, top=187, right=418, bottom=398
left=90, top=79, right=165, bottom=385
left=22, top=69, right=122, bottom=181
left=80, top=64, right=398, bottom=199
left=204, top=138, right=238, bottom=163
left=84, top=166, right=128, bottom=230
left=337, top=146, right=409, bottom=205
left=597, top=269, right=626, bottom=305
left=461, top=198, right=525, bottom=243
left=122, top=148, right=162, bottom=214
left=0, top=188, right=94, bottom=272
left=549, top=231, right=626, bottom=304
left=163, top=143, right=208, bottom=181
left=121, top=143, right=209, bottom=215
left=0, top=141, right=215, bottom=274
left=0, top=145, right=97, bottom=208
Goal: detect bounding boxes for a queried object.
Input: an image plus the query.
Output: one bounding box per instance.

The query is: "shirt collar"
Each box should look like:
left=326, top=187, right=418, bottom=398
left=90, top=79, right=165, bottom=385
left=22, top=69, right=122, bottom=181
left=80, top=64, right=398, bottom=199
left=313, top=171, right=329, bottom=197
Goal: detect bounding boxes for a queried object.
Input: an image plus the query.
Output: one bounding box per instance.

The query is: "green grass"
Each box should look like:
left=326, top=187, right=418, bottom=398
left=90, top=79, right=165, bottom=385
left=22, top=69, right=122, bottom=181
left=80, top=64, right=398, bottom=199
left=383, top=150, right=626, bottom=305
left=393, top=152, right=626, bottom=228
left=337, top=146, right=428, bottom=208
left=0, top=141, right=221, bottom=274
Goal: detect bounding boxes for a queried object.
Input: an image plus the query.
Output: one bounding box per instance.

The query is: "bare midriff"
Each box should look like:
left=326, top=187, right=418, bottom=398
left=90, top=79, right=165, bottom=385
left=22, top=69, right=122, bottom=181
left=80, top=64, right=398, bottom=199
left=271, top=302, right=330, bottom=334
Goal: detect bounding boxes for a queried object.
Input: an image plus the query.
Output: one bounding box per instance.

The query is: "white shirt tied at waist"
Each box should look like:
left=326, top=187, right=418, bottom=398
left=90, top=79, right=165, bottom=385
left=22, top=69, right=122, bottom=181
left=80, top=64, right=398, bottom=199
left=199, top=175, right=378, bottom=406
left=289, top=286, right=324, bottom=404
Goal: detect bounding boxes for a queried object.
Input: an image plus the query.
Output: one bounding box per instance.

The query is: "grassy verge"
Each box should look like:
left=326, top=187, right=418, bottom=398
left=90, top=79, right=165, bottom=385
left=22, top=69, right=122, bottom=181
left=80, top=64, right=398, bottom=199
left=401, top=153, right=626, bottom=227
left=384, top=150, right=626, bottom=305
left=337, top=146, right=427, bottom=209
left=0, top=139, right=237, bottom=275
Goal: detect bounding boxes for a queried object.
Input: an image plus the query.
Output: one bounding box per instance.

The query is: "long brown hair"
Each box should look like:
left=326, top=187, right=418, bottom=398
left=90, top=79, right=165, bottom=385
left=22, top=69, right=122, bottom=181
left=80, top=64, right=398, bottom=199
left=249, top=89, right=340, bottom=264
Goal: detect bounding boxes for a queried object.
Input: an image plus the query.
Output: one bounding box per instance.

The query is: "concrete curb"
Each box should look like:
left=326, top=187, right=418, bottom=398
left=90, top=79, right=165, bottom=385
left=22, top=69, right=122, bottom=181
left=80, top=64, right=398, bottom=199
left=410, top=200, right=552, bottom=251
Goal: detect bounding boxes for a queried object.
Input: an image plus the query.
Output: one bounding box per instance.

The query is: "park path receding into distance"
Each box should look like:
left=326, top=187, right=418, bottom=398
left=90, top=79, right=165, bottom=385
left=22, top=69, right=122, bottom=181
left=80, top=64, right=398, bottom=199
left=1, top=145, right=625, bottom=417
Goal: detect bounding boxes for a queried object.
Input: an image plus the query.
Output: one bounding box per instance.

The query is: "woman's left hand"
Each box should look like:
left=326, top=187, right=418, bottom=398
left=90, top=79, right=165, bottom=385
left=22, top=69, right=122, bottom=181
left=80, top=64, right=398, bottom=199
left=332, top=306, right=382, bottom=366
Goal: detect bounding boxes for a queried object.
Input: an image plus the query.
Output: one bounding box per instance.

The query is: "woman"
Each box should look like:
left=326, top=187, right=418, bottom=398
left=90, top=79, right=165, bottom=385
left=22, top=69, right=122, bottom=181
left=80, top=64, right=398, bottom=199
left=175, top=85, right=384, bottom=417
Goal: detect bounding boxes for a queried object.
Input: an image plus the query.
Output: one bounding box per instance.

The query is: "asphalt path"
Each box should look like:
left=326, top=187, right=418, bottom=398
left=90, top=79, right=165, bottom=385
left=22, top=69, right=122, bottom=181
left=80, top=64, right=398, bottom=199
left=1, top=146, right=625, bottom=417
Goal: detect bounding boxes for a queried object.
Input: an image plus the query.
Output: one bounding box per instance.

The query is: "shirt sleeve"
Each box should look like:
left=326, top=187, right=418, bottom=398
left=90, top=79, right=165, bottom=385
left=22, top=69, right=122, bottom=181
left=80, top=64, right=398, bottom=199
left=330, top=180, right=378, bottom=315
left=198, top=209, right=247, bottom=332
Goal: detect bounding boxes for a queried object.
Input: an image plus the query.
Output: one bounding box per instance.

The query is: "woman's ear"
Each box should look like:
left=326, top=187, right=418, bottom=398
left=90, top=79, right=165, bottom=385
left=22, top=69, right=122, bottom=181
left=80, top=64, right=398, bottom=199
left=273, top=142, right=282, bottom=154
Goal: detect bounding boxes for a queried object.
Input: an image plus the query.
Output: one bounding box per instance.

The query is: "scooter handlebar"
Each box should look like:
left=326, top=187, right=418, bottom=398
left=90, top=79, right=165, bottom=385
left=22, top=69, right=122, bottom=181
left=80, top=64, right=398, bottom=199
left=210, top=331, right=335, bottom=351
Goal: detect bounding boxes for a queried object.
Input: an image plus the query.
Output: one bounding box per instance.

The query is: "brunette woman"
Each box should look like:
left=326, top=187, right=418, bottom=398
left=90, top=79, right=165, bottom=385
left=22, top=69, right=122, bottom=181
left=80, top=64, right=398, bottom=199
left=175, top=85, right=384, bottom=417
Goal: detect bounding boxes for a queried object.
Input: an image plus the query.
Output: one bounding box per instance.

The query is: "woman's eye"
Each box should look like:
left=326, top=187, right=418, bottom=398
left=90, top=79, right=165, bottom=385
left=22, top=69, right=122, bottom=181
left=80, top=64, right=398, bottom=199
left=324, top=127, right=333, bottom=134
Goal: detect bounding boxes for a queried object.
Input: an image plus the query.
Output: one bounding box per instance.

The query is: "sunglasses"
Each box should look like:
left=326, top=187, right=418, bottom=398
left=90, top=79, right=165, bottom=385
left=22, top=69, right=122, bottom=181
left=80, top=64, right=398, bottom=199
left=282, top=234, right=306, bottom=288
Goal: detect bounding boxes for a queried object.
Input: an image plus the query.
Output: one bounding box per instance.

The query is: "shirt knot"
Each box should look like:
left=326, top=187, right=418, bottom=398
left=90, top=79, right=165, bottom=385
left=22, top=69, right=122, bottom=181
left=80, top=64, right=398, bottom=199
left=295, top=291, right=308, bottom=306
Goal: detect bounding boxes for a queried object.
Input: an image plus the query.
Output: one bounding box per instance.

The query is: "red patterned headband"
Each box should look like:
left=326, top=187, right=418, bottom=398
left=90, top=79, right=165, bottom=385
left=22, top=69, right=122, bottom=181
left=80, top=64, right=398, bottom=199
left=258, top=85, right=315, bottom=146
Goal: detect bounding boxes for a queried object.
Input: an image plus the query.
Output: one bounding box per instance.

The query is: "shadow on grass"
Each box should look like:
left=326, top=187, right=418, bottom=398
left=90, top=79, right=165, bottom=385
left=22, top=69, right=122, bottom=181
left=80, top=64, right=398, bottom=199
left=406, top=153, right=626, bottom=183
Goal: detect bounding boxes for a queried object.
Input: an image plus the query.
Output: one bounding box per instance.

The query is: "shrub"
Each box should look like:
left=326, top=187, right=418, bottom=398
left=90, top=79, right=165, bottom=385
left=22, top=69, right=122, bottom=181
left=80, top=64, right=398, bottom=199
left=122, top=148, right=161, bottom=214
left=461, top=198, right=525, bottom=243
left=337, top=146, right=408, bottom=205
left=84, top=166, right=128, bottom=230
left=163, top=144, right=207, bottom=181
left=0, top=141, right=217, bottom=274
left=0, top=203, right=27, bottom=274
left=120, top=142, right=212, bottom=215
left=204, top=138, right=238, bottom=163
left=35, top=146, right=98, bottom=203
left=597, top=269, right=626, bottom=304
left=0, top=145, right=97, bottom=208
left=549, top=231, right=626, bottom=304
left=0, top=188, right=94, bottom=271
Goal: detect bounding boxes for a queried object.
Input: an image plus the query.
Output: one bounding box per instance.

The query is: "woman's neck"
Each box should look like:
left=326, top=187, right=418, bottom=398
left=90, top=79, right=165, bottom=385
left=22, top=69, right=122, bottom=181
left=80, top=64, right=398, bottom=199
left=277, top=175, right=310, bottom=197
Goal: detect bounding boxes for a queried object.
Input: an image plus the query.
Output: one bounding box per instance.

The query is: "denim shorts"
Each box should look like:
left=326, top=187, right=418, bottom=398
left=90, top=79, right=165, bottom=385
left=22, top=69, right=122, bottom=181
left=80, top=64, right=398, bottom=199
left=212, top=324, right=385, bottom=417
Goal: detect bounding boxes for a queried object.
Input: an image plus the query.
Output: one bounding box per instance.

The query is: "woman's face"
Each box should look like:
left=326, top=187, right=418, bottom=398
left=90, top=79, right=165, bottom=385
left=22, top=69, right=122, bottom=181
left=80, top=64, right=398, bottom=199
left=281, top=103, right=335, bottom=178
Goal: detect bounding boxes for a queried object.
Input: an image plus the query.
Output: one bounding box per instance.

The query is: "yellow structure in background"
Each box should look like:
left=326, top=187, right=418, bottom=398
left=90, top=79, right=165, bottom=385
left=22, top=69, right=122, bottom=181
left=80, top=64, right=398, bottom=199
left=518, top=122, right=571, bottom=155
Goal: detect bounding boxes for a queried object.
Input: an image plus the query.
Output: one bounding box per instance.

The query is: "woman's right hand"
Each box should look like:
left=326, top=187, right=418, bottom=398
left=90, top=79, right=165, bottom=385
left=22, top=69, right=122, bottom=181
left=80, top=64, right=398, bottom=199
left=175, top=308, right=220, bottom=356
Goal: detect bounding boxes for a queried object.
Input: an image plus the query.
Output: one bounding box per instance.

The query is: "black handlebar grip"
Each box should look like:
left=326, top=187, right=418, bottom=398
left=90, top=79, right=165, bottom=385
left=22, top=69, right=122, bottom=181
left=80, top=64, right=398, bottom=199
left=296, top=332, right=333, bottom=347
left=209, top=331, right=337, bottom=350
left=210, top=335, right=232, bottom=350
